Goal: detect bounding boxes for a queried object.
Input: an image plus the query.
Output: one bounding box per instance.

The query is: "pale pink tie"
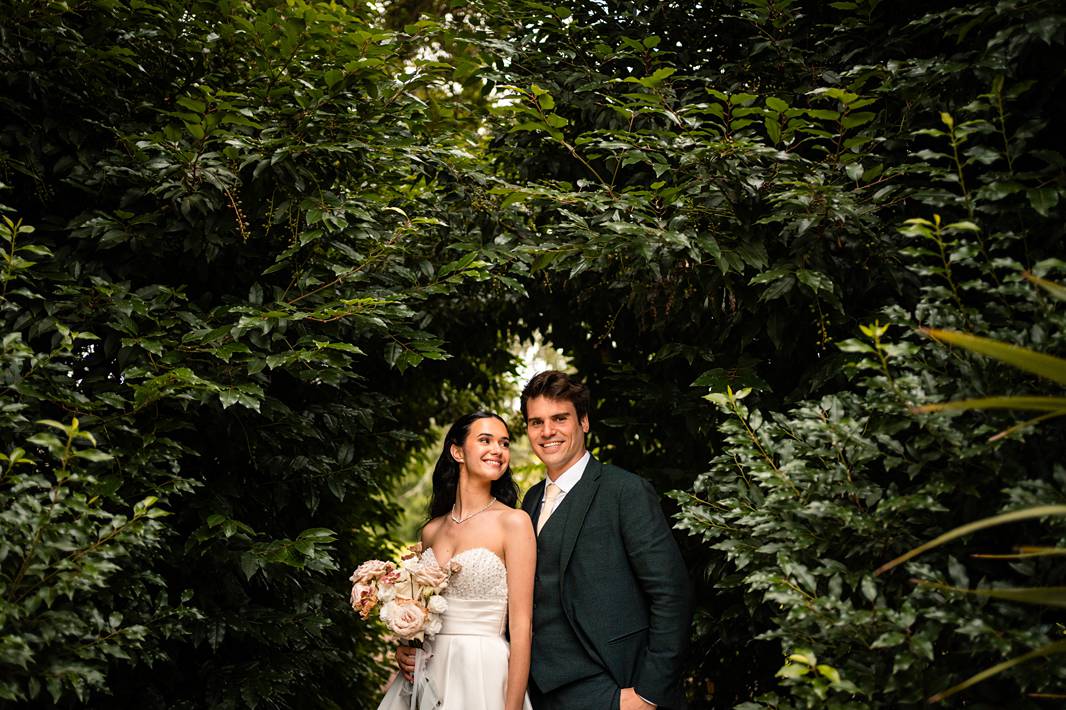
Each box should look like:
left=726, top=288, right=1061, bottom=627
left=537, top=482, right=560, bottom=533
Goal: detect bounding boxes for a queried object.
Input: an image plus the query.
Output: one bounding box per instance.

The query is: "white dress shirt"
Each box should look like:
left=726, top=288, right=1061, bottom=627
left=541, top=450, right=591, bottom=507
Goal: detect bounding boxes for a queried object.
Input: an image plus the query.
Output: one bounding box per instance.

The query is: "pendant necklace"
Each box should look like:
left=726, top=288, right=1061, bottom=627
left=450, top=497, right=496, bottom=524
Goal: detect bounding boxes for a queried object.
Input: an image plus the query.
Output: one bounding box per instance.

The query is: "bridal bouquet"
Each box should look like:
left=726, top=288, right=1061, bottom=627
left=349, top=544, right=460, bottom=645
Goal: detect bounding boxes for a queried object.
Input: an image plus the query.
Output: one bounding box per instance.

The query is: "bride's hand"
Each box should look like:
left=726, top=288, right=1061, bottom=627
left=395, top=645, right=417, bottom=682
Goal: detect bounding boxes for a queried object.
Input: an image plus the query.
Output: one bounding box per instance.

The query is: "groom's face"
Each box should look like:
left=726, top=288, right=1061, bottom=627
left=524, top=396, right=589, bottom=479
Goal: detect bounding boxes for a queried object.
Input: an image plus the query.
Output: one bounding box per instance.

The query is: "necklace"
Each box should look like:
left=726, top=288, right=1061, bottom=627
left=450, top=497, right=496, bottom=524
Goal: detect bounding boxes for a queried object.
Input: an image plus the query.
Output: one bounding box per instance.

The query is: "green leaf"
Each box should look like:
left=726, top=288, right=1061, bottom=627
left=973, top=546, right=1066, bottom=559
left=914, top=580, right=1066, bottom=608
left=298, top=527, right=337, bottom=542
left=1027, top=187, right=1060, bottom=217
left=776, top=663, right=809, bottom=678
left=928, top=639, right=1066, bottom=703
left=72, top=449, right=115, bottom=462
left=876, top=506, right=1066, bottom=575
left=647, top=67, right=676, bottom=85
left=240, top=552, right=260, bottom=581
left=499, top=191, right=530, bottom=209
left=816, top=665, right=841, bottom=684
left=913, top=396, right=1066, bottom=413
left=764, top=117, right=781, bottom=144
left=749, top=265, right=794, bottom=286
left=324, top=69, right=344, bottom=87
left=922, top=329, right=1066, bottom=385
left=175, top=96, right=206, bottom=113
left=219, top=390, right=240, bottom=409
left=765, top=97, right=789, bottom=112
left=1024, top=272, right=1066, bottom=301
left=871, top=631, right=907, bottom=649
left=841, top=111, right=875, bottom=129
left=796, top=269, right=834, bottom=293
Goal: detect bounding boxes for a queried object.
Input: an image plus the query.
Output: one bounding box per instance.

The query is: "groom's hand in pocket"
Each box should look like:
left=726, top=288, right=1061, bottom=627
left=395, top=645, right=417, bottom=682
left=619, top=688, right=655, bottom=709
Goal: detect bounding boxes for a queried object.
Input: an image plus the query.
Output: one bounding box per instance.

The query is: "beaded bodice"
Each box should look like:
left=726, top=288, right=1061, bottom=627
left=426, top=547, right=508, bottom=601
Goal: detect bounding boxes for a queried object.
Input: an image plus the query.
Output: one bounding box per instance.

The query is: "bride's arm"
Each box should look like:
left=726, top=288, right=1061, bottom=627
left=502, top=509, right=536, bottom=710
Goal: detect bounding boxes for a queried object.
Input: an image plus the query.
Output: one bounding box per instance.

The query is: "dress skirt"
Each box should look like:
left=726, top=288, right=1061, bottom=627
left=376, top=598, right=532, bottom=710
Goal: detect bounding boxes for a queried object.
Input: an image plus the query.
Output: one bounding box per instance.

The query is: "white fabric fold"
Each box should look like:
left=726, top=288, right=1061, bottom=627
left=376, top=599, right=531, bottom=710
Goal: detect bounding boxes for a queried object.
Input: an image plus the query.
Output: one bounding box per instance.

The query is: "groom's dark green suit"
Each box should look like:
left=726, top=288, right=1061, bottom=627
left=521, top=456, right=691, bottom=709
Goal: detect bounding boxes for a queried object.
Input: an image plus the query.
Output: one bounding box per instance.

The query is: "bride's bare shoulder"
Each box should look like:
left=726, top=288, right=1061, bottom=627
left=499, top=506, right=534, bottom=533
left=420, top=515, right=447, bottom=545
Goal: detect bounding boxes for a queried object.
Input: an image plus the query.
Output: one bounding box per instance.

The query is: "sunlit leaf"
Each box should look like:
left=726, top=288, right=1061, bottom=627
left=922, top=329, right=1066, bottom=385
left=928, top=639, right=1066, bottom=703
left=913, top=396, right=1066, bottom=413
left=876, top=506, right=1066, bottom=575
left=913, top=579, right=1066, bottom=607
left=1024, top=271, right=1066, bottom=301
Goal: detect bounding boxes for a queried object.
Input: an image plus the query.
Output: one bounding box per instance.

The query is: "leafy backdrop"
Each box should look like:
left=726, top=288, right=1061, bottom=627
left=0, top=0, right=1063, bottom=708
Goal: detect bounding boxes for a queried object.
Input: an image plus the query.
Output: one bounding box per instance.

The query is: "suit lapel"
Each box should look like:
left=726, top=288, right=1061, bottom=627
left=523, top=479, right=545, bottom=533
left=559, top=456, right=602, bottom=574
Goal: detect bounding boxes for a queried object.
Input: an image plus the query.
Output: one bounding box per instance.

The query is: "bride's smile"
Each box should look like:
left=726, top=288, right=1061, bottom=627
left=451, top=418, right=511, bottom=485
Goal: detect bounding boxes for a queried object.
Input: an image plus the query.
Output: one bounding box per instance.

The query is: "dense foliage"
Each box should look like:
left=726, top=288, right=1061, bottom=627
left=469, top=0, right=1066, bottom=705
left=0, top=0, right=1063, bottom=707
left=0, top=1, right=513, bottom=706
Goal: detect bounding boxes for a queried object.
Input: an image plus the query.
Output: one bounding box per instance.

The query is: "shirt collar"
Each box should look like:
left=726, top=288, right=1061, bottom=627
left=546, top=450, right=591, bottom=495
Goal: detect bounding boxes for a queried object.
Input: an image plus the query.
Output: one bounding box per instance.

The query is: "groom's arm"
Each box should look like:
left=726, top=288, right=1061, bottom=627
left=618, top=474, right=692, bottom=707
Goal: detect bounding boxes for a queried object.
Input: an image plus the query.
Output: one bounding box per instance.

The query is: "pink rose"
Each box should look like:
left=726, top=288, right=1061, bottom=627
left=411, top=560, right=449, bottom=590
left=350, top=583, right=378, bottom=620
left=386, top=600, right=427, bottom=641
left=381, top=566, right=403, bottom=588
left=350, top=560, right=393, bottom=585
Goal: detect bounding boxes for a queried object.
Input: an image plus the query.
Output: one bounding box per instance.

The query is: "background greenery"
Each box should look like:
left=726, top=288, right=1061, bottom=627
left=0, top=0, right=1062, bottom=707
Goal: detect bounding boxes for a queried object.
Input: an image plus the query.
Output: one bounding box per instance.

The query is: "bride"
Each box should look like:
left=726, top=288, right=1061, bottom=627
left=378, top=412, right=535, bottom=710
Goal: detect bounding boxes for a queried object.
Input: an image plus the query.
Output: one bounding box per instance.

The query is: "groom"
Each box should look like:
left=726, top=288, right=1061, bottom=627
left=519, top=370, right=690, bottom=710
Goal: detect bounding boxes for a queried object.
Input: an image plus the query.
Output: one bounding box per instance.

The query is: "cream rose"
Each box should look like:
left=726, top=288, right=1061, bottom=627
left=392, top=568, right=415, bottom=600
left=350, top=560, right=392, bottom=585
left=386, top=601, right=427, bottom=640
left=426, top=595, right=448, bottom=615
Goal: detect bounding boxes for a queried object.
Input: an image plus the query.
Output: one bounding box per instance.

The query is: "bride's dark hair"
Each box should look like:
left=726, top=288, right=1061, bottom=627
left=427, top=412, right=519, bottom=519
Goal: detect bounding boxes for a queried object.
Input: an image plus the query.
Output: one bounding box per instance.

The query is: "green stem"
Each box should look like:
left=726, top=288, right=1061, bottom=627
left=945, top=121, right=972, bottom=219
left=993, top=77, right=1014, bottom=173
left=730, top=398, right=799, bottom=497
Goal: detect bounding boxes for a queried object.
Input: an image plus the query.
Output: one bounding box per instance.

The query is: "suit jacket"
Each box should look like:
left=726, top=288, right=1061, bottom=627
left=522, top=456, right=691, bottom=709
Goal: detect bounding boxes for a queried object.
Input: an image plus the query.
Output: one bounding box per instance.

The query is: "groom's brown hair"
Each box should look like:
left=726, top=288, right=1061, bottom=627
left=520, top=370, right=590, bottom=423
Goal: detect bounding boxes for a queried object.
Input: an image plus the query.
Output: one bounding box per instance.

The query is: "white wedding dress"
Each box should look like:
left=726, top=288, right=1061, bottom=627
left=376, top=547, right=533, bottom=710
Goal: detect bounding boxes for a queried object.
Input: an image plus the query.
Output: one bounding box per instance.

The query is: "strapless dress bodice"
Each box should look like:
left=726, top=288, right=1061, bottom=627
left=425, top=547, right=508, bottom=601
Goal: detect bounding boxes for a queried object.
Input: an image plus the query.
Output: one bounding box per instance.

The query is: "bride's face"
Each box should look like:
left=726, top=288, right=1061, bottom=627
left=451, top=417, right=511, bottom=483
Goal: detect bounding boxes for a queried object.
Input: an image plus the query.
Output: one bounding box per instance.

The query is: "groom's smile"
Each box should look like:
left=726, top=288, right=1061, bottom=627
left=524, top=396, right=590, bottom=479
